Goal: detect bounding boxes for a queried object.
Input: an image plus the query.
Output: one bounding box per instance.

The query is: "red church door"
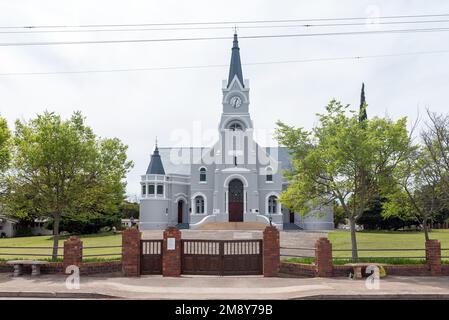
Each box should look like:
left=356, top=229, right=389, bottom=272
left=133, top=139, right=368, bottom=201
left=228, top=179, right=244, bottom=222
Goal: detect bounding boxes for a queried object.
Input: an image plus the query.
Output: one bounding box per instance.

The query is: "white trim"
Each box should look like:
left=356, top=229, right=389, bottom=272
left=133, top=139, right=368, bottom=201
left=223, top=174, right=249, bottom=188
left=265, top=192, right=281, bottom=214
left=191, top=192, right=207, bottom=214
left=141, top=179, right=190, bottom=186
left=173, top=193, right=188, bottom=204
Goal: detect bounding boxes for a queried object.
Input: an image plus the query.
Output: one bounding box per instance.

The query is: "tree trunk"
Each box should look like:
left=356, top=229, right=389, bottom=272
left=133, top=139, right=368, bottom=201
left=349, top=217, right=359, bottom=262
left=423, top=217, right=430, bottom=241
left=52, top=214, right=60, bottom=261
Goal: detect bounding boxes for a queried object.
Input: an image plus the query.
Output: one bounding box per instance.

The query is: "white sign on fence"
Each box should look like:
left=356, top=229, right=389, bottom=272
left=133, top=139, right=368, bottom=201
left=167, top=237, right=176, bottom=250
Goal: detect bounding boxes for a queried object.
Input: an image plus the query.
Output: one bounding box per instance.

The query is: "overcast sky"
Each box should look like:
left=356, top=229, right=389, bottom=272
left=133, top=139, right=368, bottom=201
left=1, top=0, right=449, bottom=199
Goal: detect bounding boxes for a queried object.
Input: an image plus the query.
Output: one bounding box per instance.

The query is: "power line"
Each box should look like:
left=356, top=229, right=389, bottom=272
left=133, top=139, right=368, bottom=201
left=3, top=19, right=449, bottom=34
left=0, top=28, right=449, bottom=47
left=1, top=49, right=448, bottom=76
left=2, top=13, right=449, bottom=29
left=1, top=27, right=448, bottom=47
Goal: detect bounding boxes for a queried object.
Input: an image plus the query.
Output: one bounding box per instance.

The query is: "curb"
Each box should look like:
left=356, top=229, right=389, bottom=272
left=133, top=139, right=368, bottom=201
left=295, top=294, right=449, bottom=300
left=0, top=291, right=118, bottom=299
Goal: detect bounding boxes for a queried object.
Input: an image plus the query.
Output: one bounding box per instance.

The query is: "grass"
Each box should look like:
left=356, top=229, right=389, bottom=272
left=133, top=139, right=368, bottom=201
left=0, top=232, right=122, bottom=261
left=329, top=229, right=449, bottom=259
left=283, top=229, right=449, bottom=265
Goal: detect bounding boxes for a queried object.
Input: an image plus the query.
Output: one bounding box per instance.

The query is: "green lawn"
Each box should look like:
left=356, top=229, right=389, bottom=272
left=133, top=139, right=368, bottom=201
left=0, top=232, right=122, bottom=261
left=329, top=229, right=449, bottom=259
left=285, top=229, right=449, bottom=265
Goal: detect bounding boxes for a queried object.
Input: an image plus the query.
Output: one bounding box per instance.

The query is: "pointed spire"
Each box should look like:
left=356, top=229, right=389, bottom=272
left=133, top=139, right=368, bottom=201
left=227, top=33, right=244, bottom=88
left=359, top=82, right=368, bottom=122
left=146, top=139, right=165, bottom=175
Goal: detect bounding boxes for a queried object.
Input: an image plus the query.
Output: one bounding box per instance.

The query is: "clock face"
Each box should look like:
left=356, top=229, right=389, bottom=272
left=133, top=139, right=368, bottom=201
left=230, top=96, right=242, bottom=108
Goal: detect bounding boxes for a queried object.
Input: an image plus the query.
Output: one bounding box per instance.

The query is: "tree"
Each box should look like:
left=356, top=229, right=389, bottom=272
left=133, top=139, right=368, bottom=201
left=3, top=111, right=133, bottom=259
left=383, top=147, right=444, bottom=240
left=421, top=110, right=449, bottom=198
left=276, top=100, right=411, bottom=260
left=357, top=196, right=418, bottom=230
left=119, top=200, right=139, bottom=219
left=0, top=115, right=11, bottom=175
left=383, top=109, right=449, bottom=242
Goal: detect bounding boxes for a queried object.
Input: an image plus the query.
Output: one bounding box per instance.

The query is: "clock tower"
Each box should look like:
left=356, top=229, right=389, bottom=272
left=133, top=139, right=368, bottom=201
left=219, top=33, right=253, bottom=131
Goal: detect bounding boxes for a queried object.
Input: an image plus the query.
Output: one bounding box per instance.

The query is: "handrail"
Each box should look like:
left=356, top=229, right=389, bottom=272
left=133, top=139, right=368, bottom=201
left=0, top=253, right=63, bottom=257
left=81, top=245, right=122, bottom=249
left=333, top=256, right=426, bottom=259
left=333, top=248, right=426, bottom=252
left=82, top=253, right=121, bottom=257
left=0, top=246, right=63, bottom=249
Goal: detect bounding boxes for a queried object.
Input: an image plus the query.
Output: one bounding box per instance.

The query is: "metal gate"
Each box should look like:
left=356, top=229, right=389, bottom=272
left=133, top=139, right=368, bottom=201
left=181, top=240, right=262, bottom=275
left=140, top=240, right=162, bottom=274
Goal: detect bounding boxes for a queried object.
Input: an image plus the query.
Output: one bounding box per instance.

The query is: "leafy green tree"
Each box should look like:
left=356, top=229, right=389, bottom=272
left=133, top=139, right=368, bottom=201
left=383, top=147, right=445, bottom=241
left=357, top=196, right=418, bottom=230
left=119, top=200, right=139, bottom=219
left=3, top=111, right=133, bottom=259
left=276, top=100, right=411, bottom=260
left=0, top=116, right=11, bottom=175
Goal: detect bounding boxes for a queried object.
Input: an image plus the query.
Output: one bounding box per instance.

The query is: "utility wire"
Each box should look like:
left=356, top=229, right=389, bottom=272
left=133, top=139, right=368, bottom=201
left=2, top=19, right=449, bottom=34
left=0, top=27, right=448, bottom=47
left=1, top=49, right=448, bottom=76
left=2, top=13, right=449, bottom=29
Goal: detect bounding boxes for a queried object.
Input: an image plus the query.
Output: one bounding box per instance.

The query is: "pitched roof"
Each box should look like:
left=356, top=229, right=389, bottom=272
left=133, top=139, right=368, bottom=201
left=227, top=33, right=244, bottom=88
left=145, top=146, right=166, bottom=175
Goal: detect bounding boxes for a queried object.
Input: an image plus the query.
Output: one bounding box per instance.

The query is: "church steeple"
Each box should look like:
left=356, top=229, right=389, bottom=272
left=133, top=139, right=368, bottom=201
left=227, top=33, right=244, bottom=88
left=146, top=139, right=165, bottom=175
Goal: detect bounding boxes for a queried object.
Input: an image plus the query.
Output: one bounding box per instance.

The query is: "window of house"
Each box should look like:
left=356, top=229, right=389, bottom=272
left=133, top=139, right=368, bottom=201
left=195, top=196, right=205, bottom=214
left=199, top=167, right=207, bottom=182
left=266, top=167, right=273, bottom=182
left=142, top=184, right=146, bottom=195
left=268, top=195, right=278, bottom=214
left=148, top=184, right=155, bottom=195
left=228, top=122, right=243, bottom=131
left=157, top=185, right=164, bottom=195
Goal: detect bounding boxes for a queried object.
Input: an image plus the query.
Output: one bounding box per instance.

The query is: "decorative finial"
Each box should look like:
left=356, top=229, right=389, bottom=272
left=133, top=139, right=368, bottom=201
left=155, top=136, right=158, bottom=148
left=234, top=25, right=238, bottom=34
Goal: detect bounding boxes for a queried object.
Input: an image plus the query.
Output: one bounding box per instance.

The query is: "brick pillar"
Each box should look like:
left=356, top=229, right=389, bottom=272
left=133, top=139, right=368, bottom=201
left=122, top=228, right=141, bottom=277
left=263, top=226, right=280, bottom=277
left=162, top=226, right=182, bottom=277
left=63, top=236, right=83, bottom=272
left=426, top=239, right=441, bottom=276
left=315, top=238, right=333, bottom=277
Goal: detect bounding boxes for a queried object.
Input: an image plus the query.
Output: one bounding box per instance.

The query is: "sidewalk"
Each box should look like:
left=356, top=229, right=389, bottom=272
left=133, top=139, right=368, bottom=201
left=1, top=273, right=449, bottom=299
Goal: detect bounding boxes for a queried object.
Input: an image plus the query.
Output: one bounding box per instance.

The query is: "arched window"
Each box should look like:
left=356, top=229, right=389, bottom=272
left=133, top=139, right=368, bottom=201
left=199, top=167, right=207, bottom=182
left=195, top=196, right=205, bottom=214
left=268, top=195, right=278, bottom=214
left=266, top=167, right=273, bottom=182
left=227, top=121, right=245, bottom=131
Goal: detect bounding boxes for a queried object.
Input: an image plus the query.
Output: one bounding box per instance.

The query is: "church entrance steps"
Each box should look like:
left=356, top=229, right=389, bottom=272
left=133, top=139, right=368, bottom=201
left=196, top=222, right=268, bottom=230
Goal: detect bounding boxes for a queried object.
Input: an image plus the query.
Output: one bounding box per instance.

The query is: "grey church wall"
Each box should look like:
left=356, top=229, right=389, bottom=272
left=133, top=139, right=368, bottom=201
left=139, top=199, right=170, bottom=230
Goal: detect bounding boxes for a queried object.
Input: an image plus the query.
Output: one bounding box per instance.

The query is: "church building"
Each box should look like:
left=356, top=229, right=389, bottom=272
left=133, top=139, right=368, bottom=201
left=139, top=34, right=334, bottom=230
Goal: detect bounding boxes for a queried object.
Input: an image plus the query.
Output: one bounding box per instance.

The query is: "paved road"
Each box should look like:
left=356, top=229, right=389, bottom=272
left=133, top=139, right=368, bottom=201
left=1, top=273, right=449, bottom=299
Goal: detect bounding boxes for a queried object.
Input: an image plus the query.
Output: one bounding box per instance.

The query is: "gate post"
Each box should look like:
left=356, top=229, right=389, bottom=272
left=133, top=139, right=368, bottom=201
left=122, top=227, right=141, bottom=277
left=63, top=236, right=83, bottom=272
left=315, top=238, right=333, bottom=277
left=263, top=226, right=280, bottom=277
left=426, top=239, right=442, bottom=276
left=162, top=226, right=182, bottom=277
